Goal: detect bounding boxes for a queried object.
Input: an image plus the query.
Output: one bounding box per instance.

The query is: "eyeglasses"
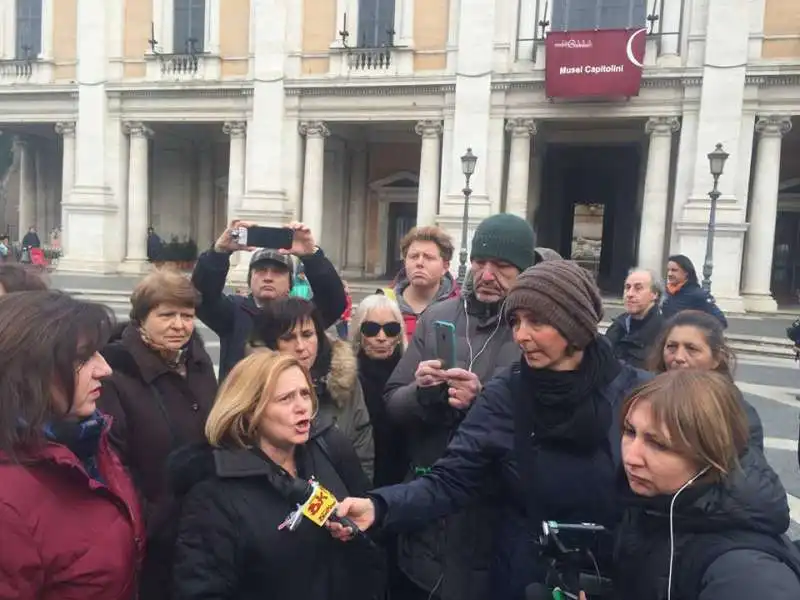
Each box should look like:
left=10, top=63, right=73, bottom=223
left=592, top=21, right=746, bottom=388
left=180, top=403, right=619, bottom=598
left=360, top=321, right=402, bottom=338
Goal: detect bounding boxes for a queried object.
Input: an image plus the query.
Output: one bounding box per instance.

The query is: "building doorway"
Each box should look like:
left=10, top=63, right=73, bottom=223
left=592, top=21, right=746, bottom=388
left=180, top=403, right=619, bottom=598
left=386, top=201, right=416, bottom=277
left=539, top=144, right=641, bottom=293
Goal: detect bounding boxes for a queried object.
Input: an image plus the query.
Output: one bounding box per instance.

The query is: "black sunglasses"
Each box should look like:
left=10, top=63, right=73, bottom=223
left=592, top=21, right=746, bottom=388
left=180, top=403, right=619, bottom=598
left=360, top=321, right=402, bottom=338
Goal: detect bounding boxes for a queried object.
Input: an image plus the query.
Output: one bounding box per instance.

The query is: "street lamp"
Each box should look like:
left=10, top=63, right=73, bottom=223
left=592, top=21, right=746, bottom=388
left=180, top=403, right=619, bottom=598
left=458, top=148, right=477, bottom=285
left=701, top=143, right=729, bottom=292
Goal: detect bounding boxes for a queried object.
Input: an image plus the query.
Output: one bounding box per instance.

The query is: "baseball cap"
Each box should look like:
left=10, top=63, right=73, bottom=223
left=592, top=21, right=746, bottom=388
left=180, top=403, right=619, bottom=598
left=249, top=248, right=292, bottom=270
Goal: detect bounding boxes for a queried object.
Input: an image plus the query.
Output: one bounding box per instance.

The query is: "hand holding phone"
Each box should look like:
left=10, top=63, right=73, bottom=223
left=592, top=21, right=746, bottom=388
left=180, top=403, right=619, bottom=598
left=231, top=225, right=294, bottom=250
left=434, top=321, right=457, bottom=371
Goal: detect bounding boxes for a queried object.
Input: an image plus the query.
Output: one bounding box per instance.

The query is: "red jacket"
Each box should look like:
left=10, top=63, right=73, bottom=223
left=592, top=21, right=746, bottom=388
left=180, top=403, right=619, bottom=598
left=0, top=422, right=144, bottom=600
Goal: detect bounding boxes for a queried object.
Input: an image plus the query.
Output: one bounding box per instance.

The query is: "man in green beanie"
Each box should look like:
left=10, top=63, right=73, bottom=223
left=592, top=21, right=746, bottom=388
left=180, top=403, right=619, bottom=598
left=382, top=212, right=536, bottom=600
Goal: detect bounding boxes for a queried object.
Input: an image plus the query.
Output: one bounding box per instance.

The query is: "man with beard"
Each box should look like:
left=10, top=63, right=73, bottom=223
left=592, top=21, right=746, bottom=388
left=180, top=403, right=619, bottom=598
left=604, top=268, right=664, bottom=369
left=382, top=213, right=536, bottom=600
left=382, top=226, right=459, bottom=341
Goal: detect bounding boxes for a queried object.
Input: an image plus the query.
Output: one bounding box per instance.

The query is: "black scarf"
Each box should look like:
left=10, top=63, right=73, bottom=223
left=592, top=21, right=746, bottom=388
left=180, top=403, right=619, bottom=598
left=517, top=339, right=621, bottom=453
left=357, top=348, right=401, bottom=424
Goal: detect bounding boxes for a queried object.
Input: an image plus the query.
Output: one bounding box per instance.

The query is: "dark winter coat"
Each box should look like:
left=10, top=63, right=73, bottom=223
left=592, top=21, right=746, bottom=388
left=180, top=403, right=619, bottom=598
left=614, top=447, right=800, bottom=600
left=315, top=338, right=375, bottom=482
left=383, top=292, right=520, bottom=599
left=373, top=361, right=652, bottom=600
left=604, top=306, right=664, bottom=369
left=97, top=324, right=217, bottom=600
left=662, top=281, right=728, bottom=327
left=0, top=423, right=144, bottom=600
left=358, top=348, right=408, bottom=488
left=192, top=248, right=346, bottom=380
left=170, top=425, right=384, bottom=600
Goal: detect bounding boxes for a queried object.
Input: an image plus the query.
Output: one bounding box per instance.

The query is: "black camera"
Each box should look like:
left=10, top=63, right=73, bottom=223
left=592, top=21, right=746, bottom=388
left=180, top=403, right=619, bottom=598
left=535, top=521, right=614, bottom=599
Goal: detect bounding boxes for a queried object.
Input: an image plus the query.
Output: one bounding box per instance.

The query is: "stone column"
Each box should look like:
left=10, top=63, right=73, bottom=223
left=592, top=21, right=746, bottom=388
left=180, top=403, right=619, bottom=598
left=121, top=122, right=153, bottom=269
left=15, top=137, right=33, bottom=241
left=223, top=121, right=247, bottom=222
left=56, top=122, right=77, bottom=204
left=344, top=144, right=368, bottom=277
left=415, top=120, right=443, bottom=227
left=299, top=121, right=329, bottom=237
left=56, top=122, right=76, bottom=246
left=59, top=0, right=114, bottom=272
left=505, top=118, right=536, bottom=219
left=196, top=144, right=215, bottom=250
left=34, top=148, right=47, bottom=235
left=742, top=116, right=792, bottom=312
left=638, top=117, right=680, bottom=272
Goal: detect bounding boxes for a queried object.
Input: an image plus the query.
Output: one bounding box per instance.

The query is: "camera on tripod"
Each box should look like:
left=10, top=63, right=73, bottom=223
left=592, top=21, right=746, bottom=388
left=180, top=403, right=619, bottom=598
left=531, top=520, right=614, bottom=599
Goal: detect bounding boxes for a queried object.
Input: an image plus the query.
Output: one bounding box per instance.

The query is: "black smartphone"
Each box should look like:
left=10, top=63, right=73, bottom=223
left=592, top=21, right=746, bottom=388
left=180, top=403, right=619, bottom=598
left=433, top=320, right=457, bottom=370
left=235, top=226, right=293, bottom=249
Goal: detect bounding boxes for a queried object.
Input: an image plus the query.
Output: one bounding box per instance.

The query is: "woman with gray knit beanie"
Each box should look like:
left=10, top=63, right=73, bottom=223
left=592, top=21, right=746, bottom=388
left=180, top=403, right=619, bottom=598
left=331, top=260, right=652, bottom=600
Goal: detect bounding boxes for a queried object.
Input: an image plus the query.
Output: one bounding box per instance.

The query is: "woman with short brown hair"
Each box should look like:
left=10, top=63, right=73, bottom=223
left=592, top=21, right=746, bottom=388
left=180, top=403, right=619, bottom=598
left=615, top=370, right=800, bottom=600
left=97, top=268, right=217, bottom=600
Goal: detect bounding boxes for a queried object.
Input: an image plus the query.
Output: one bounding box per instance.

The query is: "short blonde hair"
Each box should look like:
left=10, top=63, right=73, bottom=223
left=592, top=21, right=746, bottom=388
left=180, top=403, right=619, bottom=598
left=205, top=351, right=317, bottom=448
left=129, top=268, right=200, bottom=323
left=622, top=370, right=749, bottom=483
left=350, top=293, right=407, bottom=352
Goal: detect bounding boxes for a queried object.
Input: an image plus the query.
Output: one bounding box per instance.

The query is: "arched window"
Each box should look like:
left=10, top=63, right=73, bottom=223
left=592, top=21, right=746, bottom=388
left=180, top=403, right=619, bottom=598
left=174, top=0, right=206, bottom=53
left=358, top=0, right=396, bottom=47
left=551, top=0, right=647, bottom=31
left=16, top=0, right=42, bottom=59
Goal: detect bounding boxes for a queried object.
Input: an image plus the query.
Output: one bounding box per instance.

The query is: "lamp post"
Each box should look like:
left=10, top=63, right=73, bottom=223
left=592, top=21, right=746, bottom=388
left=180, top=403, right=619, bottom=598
left=701, top=143, right=729, bottom=292
left=457, top=148, right=477, bottom=285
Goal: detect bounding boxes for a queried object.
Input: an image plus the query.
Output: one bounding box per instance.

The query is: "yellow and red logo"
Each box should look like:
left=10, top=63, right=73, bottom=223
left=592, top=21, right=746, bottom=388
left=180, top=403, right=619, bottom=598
left=301, top=483, right=338, bottom=527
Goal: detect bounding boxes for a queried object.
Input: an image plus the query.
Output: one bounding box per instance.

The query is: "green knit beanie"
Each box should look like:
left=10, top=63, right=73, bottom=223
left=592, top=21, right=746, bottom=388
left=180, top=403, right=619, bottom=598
left=470, top=213, right=536, bottom=272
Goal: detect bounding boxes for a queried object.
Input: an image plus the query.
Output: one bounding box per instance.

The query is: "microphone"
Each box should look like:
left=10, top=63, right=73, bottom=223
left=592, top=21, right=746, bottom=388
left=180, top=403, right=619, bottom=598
left=281, top=477, right=375, bottom=546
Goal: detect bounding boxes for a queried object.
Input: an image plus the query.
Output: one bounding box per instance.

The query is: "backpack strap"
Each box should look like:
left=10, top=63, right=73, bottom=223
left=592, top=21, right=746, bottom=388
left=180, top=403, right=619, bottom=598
left=673, top=530, right=800, bottom=600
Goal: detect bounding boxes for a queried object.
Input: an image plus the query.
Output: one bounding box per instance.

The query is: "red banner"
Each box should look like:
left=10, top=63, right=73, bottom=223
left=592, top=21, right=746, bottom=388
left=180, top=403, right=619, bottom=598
left=545, top=28, right=647, bottom=99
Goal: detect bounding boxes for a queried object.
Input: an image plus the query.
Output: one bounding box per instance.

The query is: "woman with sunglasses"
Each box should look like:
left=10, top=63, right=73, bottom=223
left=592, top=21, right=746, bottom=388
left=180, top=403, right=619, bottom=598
left=351, top=294, right=409, bottom=597
left=351, top=293, right=408, bottom=488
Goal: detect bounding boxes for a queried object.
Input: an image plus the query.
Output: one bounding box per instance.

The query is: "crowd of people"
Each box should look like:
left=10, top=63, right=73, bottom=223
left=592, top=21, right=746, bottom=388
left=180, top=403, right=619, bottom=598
left=0, top=214, right=799, bottom=600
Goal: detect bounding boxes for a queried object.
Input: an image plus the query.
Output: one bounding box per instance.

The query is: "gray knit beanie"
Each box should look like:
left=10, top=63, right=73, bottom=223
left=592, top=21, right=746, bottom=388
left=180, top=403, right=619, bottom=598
left=504, top=260, right=603, bottom=349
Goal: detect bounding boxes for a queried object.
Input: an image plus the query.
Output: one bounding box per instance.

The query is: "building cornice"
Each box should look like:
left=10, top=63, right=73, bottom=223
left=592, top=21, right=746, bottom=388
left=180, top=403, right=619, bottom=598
left=106, top=84, right=253, bottom=98
left=285, top=82, right=456, bottom=97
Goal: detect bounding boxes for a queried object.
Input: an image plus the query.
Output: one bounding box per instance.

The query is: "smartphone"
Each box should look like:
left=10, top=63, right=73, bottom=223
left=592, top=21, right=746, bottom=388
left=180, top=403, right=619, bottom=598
left=234, top=226, right=293, bottom=249
left=433, top=320, right=457, bottom=371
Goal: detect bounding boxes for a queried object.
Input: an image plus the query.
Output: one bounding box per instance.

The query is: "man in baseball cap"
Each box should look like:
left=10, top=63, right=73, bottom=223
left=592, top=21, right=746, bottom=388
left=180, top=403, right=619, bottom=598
left=192, top=221, right=346, bottom=380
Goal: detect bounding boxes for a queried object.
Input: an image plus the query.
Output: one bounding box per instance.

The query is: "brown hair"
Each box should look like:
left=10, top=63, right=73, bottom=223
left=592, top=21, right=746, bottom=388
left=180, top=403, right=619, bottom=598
left=647, top=310, right=734, bottom=378
left=129, top=268, right=201, bottom=324
left=0, top=264, right=48, bottom=294
left=621, top=370, right=749, bottom=483
left=400, top=226, right=455, bottom=262
left=0, top=291, right=114, bottom=458
left=205, top=351, right=318, bottom=448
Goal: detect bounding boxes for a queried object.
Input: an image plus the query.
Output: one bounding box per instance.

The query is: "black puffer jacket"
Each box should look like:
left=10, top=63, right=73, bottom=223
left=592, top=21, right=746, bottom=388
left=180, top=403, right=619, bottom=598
left=170, top=424, right=384, bottom=600
left=614, top=447, right=800, bottom=600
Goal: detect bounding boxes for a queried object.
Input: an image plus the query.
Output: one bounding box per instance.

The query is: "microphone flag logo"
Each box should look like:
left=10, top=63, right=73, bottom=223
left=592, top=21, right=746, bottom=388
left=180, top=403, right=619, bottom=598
left=301, top=481, right=339, bottom=527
